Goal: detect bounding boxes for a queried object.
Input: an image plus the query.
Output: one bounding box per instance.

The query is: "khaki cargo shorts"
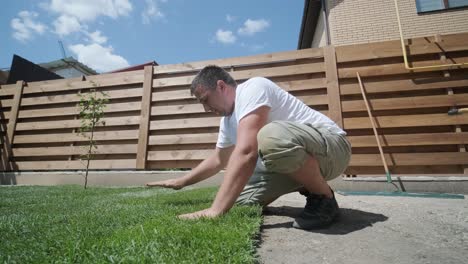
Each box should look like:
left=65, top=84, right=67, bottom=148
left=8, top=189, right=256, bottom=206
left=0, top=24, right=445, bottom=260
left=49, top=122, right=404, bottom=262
left=237, top=121, right=351, bottom=206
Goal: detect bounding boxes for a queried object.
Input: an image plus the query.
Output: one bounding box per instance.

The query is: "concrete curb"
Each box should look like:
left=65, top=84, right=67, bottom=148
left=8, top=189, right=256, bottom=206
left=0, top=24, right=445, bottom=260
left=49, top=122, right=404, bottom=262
left=2, top=171, right=467, bottom=194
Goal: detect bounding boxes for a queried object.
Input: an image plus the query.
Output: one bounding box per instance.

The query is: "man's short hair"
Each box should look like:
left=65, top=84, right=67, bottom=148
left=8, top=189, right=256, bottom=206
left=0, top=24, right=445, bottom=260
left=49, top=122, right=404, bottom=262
left=190, top=65, right=237, bottom=95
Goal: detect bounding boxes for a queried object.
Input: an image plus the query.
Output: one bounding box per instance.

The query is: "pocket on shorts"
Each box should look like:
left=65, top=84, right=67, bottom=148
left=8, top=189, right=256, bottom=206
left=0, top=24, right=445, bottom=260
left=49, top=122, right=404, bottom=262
left=303, top=123, right=329, bottom=158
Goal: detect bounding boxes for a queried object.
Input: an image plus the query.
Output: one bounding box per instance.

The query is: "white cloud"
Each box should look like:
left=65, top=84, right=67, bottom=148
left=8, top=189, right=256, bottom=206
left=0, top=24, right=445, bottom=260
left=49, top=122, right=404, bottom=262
left=69, top=43, right=130, bottom=72
left=249, top=44, right=265, bottom=51
left=53, top=15, right=81, bottom=36
left=85, top=30, right=107, bottom=44
left=42, top=0, right=132, bottom=38
left=44, top=0, right=133, bottom=22
left=238, top=19, right=270, bottom=36
left=11, top=11, right=47, bottom=42
left=215, top=29, right=236, bottom=44
left=226, top=14, right=236, bottom=23
left=142, top=0, right=164, bottom=24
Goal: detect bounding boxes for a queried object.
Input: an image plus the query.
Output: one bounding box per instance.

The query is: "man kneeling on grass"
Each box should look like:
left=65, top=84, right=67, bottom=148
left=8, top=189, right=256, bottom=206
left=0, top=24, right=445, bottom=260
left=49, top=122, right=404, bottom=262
left=146, top=65, right=351, bottom=230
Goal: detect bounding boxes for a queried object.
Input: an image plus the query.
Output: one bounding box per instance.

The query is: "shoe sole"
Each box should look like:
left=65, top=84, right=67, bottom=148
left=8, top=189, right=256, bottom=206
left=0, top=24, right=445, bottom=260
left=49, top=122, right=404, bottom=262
left=292, top=213, right=340, bottom=230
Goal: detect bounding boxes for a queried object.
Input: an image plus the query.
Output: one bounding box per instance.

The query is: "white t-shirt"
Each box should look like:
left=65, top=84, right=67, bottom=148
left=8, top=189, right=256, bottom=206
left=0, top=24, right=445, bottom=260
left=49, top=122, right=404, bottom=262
left=216, top=77, right=345, bottom=171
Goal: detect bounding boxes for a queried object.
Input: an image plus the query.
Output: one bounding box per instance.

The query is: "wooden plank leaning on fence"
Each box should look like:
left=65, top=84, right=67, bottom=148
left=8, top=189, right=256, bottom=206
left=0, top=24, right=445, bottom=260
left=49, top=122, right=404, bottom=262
left=1, top=81, right=24, bottom=171
left=323, top=45, right=343, bottom=128
left=136, top=66, right=154, bottom=169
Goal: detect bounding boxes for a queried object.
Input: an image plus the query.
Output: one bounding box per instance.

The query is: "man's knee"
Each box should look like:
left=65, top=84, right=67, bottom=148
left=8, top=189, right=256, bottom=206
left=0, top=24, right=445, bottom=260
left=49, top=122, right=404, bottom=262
left=257, top=121, right=307, bottom=174
left=236, top=187, right=274, bottom=207
left=257, top=121, right=291, bottom=154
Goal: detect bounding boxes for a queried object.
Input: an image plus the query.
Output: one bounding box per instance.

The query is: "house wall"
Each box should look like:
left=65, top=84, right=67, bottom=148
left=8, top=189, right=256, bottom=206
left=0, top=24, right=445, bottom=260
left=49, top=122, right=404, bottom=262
left=311, top=10, right=327, bottom=48
left=325, top=0, right=468, bottom=46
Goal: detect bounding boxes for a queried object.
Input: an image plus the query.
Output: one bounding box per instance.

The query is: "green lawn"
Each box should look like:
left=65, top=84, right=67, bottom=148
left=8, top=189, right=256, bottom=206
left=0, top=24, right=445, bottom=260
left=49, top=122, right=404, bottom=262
left=0, top=185, right=262, bottom=263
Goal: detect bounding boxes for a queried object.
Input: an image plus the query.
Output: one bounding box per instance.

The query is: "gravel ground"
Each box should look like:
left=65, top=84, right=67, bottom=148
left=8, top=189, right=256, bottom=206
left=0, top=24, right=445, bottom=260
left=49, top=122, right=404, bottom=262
left=258, top=192, right=468, bottom=264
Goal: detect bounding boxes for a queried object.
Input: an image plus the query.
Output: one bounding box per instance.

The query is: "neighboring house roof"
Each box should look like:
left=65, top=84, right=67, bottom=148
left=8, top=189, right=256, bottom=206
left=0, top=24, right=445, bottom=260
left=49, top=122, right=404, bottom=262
left=298, top=0, right=322, bottom=49
left=39, top=57, right=98, bottom=76
left=107, top=61, right=158, bottom=73
left=7, top=54, right=63, bottom=84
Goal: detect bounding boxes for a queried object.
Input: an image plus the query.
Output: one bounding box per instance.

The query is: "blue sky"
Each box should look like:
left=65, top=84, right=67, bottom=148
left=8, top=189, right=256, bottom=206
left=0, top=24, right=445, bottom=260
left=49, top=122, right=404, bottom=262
left=1, top=0, right=305, bottom=73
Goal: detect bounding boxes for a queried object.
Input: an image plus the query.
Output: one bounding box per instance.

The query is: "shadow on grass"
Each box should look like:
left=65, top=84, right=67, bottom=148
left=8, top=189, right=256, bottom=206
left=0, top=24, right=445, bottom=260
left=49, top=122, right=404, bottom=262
left=261, top=206, right=388, bottom=235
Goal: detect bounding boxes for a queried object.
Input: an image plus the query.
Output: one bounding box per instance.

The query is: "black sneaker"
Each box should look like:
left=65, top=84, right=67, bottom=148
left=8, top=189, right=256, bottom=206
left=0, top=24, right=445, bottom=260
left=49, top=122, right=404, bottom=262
left=297, top=187, right=310, bottom=197
left=292, top=191, right=340, bottom=230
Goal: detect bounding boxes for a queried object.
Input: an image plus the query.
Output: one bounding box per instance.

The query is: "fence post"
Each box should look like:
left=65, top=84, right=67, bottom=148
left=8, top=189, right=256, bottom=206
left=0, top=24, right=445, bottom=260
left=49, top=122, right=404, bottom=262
left=435, top=34, right=468, bottom=174
left=1, top=81, right=25, bottom=171
left=0, top=89, right=7, bottom=172
left=323, top=45, right=343, bottom=128
left=136, top=66, right=154, bottom=169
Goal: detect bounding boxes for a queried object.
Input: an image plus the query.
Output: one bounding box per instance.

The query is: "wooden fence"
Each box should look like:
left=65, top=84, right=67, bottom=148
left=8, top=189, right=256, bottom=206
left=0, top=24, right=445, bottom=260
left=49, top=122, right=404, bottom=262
left=1, top=32, right=467, bottom=176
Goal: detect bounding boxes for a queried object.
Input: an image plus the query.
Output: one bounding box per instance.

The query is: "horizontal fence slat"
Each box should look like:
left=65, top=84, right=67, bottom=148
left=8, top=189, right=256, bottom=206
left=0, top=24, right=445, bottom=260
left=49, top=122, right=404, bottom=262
left=342, top=94, right=468, bottom=112
left=345, top=165, right=462, bottom=175
left=146, top=160, right=200, bottom=169
left=150, top=117, right=221, bottom=131
left=153, top=48, right=324, bottom=74
left=13, top=144, right=137, bottom=156
left=24, top=71, right=144, bottom=94
left=297, top=94, right=329, bottom=107
left=16, top=116, right=140, bottom=131
left=149, top=133, right=218, bottom=145
left=1, top=99, right=13, bottom=107
left=14, top=130, right=139, bottom=144
left=339, top=57, right=468, bottom=78
left=340, top=75, right=468, bottom=95
left=336, top=32, right=468, bottom=63
left=147, top=149, right=213, bottom=161
left=151, top=104, right=205, bottom=116
left=20, top=88, right=143, bottom=107
left=276, top=78, right=327, bottom=92
left=348, top=132, right=468, bottom=147
left=350, top=152, right=468, bottom=166
left=232, top=63, right=325, bottom=80
left=344, top=113, right=468, bottom=129
left=152, top=90, right=192, bottom=102
left=0, top=84, right=19, bottom=96
left=17, top=102, right=142, bottom=119
left=12, top=159, right=136, bottom=170
left=153, top=63, right=325, bottom=87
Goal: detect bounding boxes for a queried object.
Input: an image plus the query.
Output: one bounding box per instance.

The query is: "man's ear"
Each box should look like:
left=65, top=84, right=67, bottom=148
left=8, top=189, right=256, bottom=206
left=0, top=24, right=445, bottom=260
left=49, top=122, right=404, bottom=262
left=217, top=80, right=226, bottom=91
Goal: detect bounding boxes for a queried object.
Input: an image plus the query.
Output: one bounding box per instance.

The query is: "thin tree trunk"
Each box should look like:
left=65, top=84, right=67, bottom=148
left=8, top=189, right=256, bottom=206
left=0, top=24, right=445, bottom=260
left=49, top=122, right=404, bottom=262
left=84, top=108, right=97, bottom=189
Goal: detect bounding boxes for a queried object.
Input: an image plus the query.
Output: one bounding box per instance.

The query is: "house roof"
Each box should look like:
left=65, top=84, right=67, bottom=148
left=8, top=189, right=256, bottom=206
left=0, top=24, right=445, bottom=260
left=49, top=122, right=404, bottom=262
left=297, top=0, right=322, bottom=49
left=39, top=57, right=98, bottom=75
left=7, top=54, right=63, bottom=84
left=107, top=61, right=158, bottom=73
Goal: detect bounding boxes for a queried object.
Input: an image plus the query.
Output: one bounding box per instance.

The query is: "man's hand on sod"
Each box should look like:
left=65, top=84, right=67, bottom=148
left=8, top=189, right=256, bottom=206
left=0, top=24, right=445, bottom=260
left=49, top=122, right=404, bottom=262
left=145, top=178, right=184, bottom=190
left=145, top=180, right=222, bottom=219
left=178, top=207, right=223, bottom=220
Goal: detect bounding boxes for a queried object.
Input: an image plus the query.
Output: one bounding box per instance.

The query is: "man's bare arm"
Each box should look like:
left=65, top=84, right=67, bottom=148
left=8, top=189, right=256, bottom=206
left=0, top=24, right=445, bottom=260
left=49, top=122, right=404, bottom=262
left=179, top=106, right=270, bottom=219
